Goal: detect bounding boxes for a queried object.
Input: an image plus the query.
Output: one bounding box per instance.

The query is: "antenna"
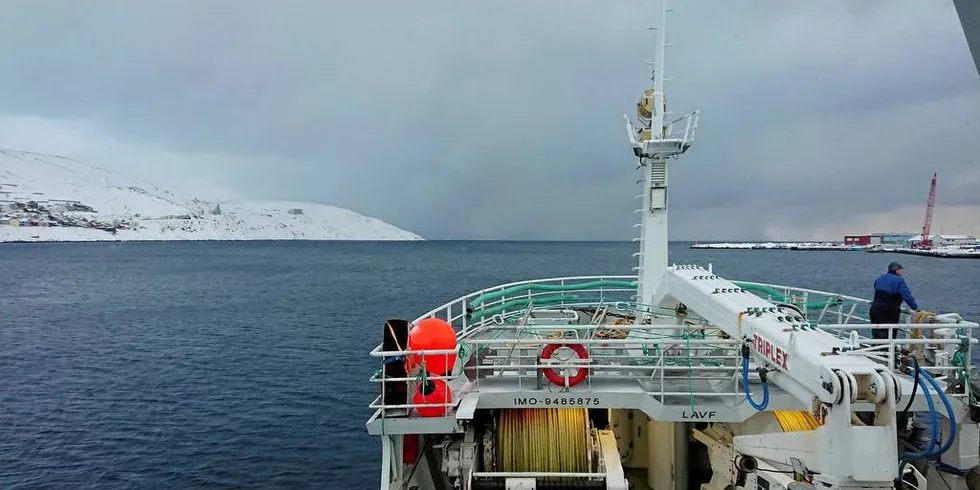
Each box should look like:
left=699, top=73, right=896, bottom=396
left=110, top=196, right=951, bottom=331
left=624, top=0, right=699, bottom=320
left=650, top=0, right=668, bottom=138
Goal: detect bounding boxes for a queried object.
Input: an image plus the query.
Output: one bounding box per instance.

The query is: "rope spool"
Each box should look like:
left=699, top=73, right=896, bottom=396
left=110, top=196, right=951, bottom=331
left=541, top=343, right=590, bottom=387
left=910, top=310, right=938, bottom=361
left=497, top=408, right=590, bottom=474
left=773, top=410, right=821, bottom=432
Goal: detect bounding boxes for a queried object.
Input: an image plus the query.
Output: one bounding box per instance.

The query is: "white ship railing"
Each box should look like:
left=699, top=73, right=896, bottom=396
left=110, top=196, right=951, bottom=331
left=665, top=110, right=700, bottom=144
left=410, top=275, right=638, bottom=335
left=367, top=276, right=638, bottom=418
left=368, top=275, right=978, bottom=421
left=450, top=327, right=744, bottom=400
left=624, top=110, right=700, bottom=153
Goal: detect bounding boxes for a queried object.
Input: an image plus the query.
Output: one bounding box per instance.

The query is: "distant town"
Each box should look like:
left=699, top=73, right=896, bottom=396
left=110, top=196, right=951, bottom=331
left=0, top=197, right=134, bottom=234
left=692, top=232, right=980, bottom=259
left=842, top=232, right=978, bottom=249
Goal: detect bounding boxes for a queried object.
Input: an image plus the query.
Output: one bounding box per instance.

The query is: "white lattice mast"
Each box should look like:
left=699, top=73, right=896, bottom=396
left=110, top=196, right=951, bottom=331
left=625, top=0, right=699, bottom=320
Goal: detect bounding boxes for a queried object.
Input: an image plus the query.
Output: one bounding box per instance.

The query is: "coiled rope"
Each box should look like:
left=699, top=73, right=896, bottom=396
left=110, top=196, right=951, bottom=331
left=595, top=328, right=630, bottom=339
left=497, top=408, right=590, bottom=474
left=909, top=310, right=938, bottom=360
left=773, top=410, right=821, bottom=432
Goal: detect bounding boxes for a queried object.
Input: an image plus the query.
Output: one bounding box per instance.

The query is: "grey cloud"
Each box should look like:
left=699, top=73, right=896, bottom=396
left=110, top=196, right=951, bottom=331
left=1, top=0, right=978, bottom=240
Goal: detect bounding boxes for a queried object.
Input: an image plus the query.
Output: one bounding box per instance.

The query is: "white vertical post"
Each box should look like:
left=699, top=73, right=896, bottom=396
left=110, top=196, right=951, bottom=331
left=636, top=0, right=670, bottom=318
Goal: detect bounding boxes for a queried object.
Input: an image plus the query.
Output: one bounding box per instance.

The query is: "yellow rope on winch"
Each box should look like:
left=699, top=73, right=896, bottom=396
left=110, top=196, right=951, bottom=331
left=773, top=410, right=821, bottom=432
left=497, top=408, right=590, bottom=473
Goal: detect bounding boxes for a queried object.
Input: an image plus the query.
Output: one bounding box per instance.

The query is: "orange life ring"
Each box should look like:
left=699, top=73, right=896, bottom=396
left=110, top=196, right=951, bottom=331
left=540, top=343, right=589, bottom=387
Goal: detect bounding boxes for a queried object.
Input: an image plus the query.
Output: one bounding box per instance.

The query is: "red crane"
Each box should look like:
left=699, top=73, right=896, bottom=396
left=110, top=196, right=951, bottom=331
left=919, top=172, right=938, bottom=249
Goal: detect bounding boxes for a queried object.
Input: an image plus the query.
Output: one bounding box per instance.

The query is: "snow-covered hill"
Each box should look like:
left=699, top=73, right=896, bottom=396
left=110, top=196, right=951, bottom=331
left=0, top=150, right=422, bottom=242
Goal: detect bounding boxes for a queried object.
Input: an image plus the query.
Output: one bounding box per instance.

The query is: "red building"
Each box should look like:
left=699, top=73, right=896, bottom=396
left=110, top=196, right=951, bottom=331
left=844, top=235, right=872, bottom=246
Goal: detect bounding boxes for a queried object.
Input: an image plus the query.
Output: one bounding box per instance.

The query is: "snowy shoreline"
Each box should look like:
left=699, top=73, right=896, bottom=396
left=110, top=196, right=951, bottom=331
left=691, top=241, right=980, bottom=258
left=0, top=217, right=423, bottom=243
left=690, top=242, right=864, bottom=251
left=1, top=150, right=422, bottom=242
left=0, top=237, right=421, bottom=244
left=868, top=246, right=980, bottom=259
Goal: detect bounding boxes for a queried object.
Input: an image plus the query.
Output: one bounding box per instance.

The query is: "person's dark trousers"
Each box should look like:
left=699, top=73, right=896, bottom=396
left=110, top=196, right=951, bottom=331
left=870, top=307, right=900, bottom=340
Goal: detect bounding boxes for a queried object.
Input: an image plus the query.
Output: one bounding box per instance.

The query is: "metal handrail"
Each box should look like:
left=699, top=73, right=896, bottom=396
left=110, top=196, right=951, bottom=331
left=412, top=275, right=636, bottom=328
left=367, top=275, right=978, bottom=419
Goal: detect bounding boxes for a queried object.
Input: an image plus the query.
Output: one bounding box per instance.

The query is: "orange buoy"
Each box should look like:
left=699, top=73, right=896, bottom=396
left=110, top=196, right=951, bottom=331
left=406, top=318, right=458, bottom=376
left=413, top=378, right=452, bottom=417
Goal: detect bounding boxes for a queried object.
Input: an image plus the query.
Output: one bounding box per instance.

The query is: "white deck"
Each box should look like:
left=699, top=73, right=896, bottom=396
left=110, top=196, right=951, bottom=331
left=366, top=275, right=979, bottom=436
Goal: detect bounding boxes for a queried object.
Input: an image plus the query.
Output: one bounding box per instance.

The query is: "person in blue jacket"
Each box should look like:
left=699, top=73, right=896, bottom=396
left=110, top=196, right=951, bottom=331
left=869, top=261, right=919, bottom=339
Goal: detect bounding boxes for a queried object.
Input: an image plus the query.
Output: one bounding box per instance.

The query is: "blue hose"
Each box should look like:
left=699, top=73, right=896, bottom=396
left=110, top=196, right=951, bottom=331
left=917, top=368, right=958, bottom=458
left=742, top=357, right=769, bottom=410
left=901, top=371, right=939, bottom=461
left=898, top=365, right=958, bottom=478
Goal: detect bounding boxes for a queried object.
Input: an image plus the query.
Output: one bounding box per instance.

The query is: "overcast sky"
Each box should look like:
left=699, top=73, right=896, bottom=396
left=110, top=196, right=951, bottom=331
left=1, top=0, right=978, bottom=240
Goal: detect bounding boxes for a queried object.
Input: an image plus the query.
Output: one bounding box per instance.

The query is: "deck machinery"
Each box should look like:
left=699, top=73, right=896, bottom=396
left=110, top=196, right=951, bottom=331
left=366, top=2, right=980, bottom=489
left=368, top=274, right=980, bottom=490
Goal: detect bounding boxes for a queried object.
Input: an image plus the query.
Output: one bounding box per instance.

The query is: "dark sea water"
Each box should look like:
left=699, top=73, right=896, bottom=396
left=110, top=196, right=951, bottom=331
left=1, top=241, right=978, bottom=489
